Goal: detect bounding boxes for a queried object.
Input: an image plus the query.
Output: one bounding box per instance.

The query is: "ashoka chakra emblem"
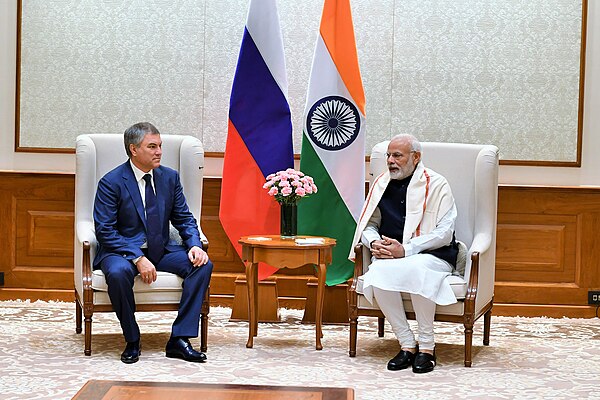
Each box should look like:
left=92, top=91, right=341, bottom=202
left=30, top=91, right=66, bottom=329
left=306, top=95, right=360, bottom=151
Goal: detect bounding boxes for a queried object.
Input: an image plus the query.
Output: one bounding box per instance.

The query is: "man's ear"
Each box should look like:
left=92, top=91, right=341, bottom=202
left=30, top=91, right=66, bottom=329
left=129, top=143, right=137, bottom=157
left=413, top=151, right=422, bottom=165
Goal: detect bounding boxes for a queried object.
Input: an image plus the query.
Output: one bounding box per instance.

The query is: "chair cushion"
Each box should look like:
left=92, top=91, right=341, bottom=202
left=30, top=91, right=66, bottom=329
left=93, top=290, right=183, bottom=306
left=356, top=274, right=467, bottom=300
left=91, top=269, right=183, bottom=292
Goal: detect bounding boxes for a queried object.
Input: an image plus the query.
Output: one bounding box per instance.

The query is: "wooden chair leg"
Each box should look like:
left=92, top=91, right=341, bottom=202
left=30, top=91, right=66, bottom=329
left=377, top=317, right=385, bottom=337
left=463, top=323, right=473, bottom=367
left=75, top=297, right=82, bottom=334
left=84, top=315, right=92, bottom=356
left=83, top=301, right=93, bottom=356
left=200, top=287, right=210, bottom=353
left=483, top=309, right=492, bottom=346
left=200, top=312, right=208, bottom=353
left=349, top=317, right=358, bottom=357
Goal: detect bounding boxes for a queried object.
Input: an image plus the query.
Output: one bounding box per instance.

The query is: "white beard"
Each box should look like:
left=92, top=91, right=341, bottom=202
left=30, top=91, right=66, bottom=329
left=389, top=164, right=415, bottom=180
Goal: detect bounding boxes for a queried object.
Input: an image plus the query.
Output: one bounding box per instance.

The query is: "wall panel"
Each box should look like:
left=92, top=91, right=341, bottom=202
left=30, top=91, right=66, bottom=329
left=0, top=173, right=74, bottom=298
left=1, top=173, right=599, bottom=318
left=494, top=185, right=600, bottom=317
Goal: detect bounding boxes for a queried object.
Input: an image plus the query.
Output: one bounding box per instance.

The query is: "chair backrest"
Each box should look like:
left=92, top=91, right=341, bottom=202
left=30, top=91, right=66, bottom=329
left=370, top=141, right=499, bottom=290
left=75, top=133, right=205, bottom=228
left=74, top=133, right=205, bottom=294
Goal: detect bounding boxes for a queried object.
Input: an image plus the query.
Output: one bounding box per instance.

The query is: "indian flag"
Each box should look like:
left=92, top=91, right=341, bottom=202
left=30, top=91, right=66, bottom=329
left=298, top=0, right=365, bottom=286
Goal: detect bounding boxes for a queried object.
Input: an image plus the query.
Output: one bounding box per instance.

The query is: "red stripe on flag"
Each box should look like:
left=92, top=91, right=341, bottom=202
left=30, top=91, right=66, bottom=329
left=220, top=120, right=279, bottom=279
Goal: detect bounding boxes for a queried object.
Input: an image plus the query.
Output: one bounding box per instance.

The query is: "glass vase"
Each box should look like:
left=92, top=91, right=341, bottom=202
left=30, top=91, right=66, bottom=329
left=280, top=203, right=297, bottom=239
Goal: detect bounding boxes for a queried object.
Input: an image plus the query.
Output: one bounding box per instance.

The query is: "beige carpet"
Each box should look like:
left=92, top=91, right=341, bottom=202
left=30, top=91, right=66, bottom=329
left=0, top=300, right=599, bottom=400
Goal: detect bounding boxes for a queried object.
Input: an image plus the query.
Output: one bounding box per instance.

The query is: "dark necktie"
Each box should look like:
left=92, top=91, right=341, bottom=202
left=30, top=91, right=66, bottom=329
left=143, top=174, right=164, bottom=264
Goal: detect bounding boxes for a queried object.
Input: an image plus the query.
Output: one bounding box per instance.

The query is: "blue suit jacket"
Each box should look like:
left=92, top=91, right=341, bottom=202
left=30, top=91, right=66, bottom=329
left=93, top=161, right=202, bottom=268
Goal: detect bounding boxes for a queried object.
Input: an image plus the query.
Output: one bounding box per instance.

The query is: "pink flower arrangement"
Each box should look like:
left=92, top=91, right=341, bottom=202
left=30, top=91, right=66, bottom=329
left=263, top=168, right=318, bottom=205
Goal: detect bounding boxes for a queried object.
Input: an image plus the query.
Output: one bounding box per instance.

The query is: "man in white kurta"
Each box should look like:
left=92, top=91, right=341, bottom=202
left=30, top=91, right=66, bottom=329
left=349, top=134, right=458, bottom=374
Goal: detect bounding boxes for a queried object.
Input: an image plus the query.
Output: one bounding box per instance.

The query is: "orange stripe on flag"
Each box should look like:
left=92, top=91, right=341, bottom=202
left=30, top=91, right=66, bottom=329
left=319, top=0, right=365, bottom=115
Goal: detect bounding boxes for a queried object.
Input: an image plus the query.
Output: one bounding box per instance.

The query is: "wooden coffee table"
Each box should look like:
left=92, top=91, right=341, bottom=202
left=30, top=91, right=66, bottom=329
left=72, top=380, right=354, bottom=400
left=238, top=235, right=336, bottom=350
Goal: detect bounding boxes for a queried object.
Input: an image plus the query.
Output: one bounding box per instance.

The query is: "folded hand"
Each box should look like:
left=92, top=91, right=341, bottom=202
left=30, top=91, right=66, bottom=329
left=371, top=235, right=405, bottom=259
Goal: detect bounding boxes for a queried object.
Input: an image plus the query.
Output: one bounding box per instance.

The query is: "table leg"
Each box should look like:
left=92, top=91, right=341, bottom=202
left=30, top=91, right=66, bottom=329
left=252, top=262, right=259, bottom=337
left=245, top=261, right=258, bottom=348
left=315, top=263, right=327, bottom=350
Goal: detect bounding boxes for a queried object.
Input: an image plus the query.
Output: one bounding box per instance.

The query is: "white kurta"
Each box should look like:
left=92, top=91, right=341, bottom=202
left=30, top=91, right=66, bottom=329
left=362, top=245, right=456, bottom=306
left=350, top=161, right=459, bottom=306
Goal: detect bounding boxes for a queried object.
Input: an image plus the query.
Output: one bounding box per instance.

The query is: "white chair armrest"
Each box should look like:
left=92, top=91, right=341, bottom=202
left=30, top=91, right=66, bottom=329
left=464, top=232, right=492, bottom=278
left=76, top=221, right=98, bottom=261
left=76, top=221, right=96, bottom=246
left=199, top=229, right=209, bottom=249
left=469, top=232, right=493, bottom=257
left=466, top=232, right=496, bottom=312
left=74, top=221, right=97, bottom=295
left=361, top=244, right=373, bottom=274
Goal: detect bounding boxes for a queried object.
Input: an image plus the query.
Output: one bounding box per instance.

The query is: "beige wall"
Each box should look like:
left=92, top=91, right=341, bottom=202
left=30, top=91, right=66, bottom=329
left=1, top=1, right=599, bottom=184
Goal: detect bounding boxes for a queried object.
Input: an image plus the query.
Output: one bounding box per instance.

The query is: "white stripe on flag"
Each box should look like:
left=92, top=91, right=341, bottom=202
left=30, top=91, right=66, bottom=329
left=303, top=35, right=365, bottom=221
left=246, top=0, right=289, bottom=98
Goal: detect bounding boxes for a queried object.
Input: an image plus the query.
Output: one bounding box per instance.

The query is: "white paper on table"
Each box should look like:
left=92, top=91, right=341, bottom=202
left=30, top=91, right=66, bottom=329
left=295, top=237, right=325, bottom=245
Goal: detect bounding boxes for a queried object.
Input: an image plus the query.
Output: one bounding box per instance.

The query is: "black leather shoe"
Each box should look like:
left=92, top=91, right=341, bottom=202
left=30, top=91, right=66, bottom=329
left=387, top=349, right=415, bottom=371
left=165, top=337, right=207, bottom=363
left=412, top=351, right=436, bottom=373
left=121, top=340, right=140, bottom=364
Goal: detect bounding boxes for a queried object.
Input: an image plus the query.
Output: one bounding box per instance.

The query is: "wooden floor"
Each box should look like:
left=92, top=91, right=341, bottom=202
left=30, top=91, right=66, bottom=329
left=71, top=380, right=354, bottom=400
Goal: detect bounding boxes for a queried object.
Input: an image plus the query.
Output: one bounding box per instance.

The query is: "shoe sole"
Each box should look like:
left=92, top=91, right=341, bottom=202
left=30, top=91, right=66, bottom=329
left=387, top=363, right=411, bottom=371
left=165, top=352, right=206, bottom=363
left=412, top=366, right=435, bottom=373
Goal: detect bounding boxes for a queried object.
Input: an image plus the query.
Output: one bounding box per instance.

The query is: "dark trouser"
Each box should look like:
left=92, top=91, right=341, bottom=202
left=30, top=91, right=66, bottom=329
left=99, top=249, right=213, bottom=343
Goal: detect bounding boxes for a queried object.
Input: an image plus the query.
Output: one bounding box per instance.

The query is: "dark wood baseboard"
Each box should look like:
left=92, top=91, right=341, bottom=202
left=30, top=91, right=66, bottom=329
left=0, top=288, right=74, bottom=302
left=493, top=303, right=600, bottom=319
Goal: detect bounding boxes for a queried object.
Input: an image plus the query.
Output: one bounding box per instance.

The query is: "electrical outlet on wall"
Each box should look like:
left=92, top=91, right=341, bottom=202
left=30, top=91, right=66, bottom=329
left=588, top=291, right=600, bottom=305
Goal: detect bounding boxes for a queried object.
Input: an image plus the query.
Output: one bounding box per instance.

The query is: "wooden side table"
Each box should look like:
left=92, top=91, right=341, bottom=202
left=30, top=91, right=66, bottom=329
left=239, top=235, right=336, bottom=350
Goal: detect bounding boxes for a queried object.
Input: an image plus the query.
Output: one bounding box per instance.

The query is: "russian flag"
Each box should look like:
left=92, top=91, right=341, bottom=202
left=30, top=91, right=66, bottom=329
left=220, top=0, right=294, bottom=280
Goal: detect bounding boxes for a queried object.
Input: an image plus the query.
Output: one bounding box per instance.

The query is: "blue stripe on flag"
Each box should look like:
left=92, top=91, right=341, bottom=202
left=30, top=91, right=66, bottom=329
left=229, top=28, right=293, bottom=177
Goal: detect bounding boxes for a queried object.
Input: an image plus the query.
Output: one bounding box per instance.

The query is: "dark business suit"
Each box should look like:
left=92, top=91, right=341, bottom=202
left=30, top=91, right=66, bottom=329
left=93, top=161, right=212, bottom=343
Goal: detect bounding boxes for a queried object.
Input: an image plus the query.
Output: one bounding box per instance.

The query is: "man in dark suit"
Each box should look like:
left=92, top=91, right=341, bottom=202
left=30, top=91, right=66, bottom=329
left=93, top=122, right=213, bottom=364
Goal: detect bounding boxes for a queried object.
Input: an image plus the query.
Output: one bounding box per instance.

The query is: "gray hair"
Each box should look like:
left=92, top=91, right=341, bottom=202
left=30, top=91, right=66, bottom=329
left=390, top=134, right=421, bottom=153
left=124, top=122, right=160, bottom=157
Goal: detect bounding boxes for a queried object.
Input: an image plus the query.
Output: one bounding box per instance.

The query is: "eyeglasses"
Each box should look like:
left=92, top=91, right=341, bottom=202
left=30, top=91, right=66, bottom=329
left=386, top=151, right=416, bottom=160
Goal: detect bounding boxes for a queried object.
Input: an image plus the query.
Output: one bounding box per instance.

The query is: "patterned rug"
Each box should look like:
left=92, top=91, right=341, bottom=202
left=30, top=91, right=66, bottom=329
left=0, top=300, right=599, bottom=400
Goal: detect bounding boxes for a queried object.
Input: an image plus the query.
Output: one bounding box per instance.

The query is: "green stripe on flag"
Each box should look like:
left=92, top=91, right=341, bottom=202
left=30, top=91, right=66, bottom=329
left=298, top=134, right=356, bottom=286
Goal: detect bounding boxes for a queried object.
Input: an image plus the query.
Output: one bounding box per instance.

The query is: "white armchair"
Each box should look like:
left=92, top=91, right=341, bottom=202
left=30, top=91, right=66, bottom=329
left=348, top=141, right=499, bottom=367
left=74, top=133, right=210, bottom=356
